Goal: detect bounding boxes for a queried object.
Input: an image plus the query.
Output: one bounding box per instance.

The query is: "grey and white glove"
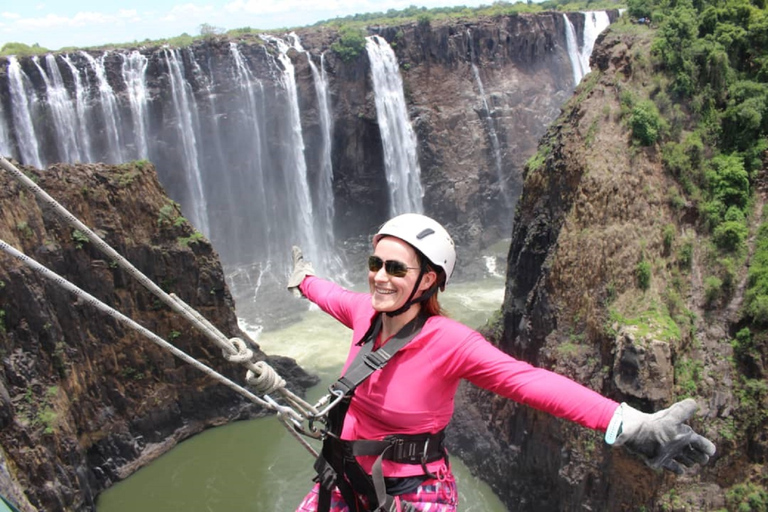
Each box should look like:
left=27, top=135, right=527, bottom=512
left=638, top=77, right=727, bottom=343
left=287, top=246, right=315, bottom=297
left=606, top=398, right=716, bottom=474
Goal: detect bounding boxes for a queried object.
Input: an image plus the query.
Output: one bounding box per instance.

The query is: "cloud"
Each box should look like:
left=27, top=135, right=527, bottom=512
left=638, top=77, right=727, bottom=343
left=161, top=3, right=216, bottom=22
left=2, top=12, right=21, bottom=20
left=224, top=0, right=363, bottom=15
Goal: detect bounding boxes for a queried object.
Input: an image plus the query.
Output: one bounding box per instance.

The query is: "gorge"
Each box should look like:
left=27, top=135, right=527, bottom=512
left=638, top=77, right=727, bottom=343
left=1, top=6, right=759, bottom=512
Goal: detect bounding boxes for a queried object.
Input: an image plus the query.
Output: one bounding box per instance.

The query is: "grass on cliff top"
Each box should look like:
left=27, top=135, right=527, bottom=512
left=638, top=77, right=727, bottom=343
left=0, top=0, right=625, bottom=56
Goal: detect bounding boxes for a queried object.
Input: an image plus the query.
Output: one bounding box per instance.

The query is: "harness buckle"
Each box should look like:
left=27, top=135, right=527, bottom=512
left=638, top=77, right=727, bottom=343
left=363, top=350, right=390, bottom=370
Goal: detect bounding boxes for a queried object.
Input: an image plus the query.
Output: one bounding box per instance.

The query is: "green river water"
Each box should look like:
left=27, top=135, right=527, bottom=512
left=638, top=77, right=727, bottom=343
left=97, top=277, right=508, bottom=511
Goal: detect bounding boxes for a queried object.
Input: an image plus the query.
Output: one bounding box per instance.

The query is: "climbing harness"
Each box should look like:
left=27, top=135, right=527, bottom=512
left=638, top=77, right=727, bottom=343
left=0, top=156, right=447, bottom=507
left=312, top=313, right=448, bottom=512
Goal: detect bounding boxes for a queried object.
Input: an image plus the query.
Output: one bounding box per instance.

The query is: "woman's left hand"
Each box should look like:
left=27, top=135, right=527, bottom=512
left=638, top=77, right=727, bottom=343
left=610, top=399, right=716, bottom=474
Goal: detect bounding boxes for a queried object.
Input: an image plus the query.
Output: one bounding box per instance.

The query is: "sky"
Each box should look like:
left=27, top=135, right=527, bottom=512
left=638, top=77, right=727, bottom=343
left=1, top=0, right=496, bottom=51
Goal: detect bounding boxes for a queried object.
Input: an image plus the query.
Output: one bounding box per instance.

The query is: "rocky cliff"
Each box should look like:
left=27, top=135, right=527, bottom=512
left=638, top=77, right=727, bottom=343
left=448, top=23, right=766, bottom=511
left=0, top=11, right=617, bottom=284
left=0, top=160, right=316, bottom=511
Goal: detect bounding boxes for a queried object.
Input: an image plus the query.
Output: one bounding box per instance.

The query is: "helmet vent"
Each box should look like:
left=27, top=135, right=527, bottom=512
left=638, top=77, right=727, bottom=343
left=416, top=228, right=435, bottom=239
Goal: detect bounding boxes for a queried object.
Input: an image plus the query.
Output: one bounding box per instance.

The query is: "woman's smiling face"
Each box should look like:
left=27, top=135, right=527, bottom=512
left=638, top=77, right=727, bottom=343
left=369, top=237, right=433, bottom=313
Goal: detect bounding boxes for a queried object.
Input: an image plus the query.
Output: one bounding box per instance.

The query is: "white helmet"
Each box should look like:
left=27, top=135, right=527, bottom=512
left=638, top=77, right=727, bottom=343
left=373, top=213, right=456, bottom=289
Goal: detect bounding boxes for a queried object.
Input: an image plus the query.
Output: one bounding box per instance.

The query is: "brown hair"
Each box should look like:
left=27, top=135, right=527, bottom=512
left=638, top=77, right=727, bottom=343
left=421, top=291, right=447, bottom=317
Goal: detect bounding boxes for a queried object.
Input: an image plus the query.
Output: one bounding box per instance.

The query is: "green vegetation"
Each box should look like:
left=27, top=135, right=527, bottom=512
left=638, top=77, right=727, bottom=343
left=157, top=201, right=183, bottom=228
left=330, top=25, right=367, bottom=62
left=609, top=301, right=681, bottom=343
left=0, top=309, right=5, bottom=334
left=745, top=223, right=768, bottom=324
left=0, top=42, right=50, bottom=57
left=629, top=99, right=666, bottom=145
left=177, top=231, right=205, bottom=247
left=725, top=482, right=768, bottom=512
left=636, top=258, right=652, bottom=290
left=71, top=229, right=89, bottom=249
left=16, top=221, right=33, bottom=240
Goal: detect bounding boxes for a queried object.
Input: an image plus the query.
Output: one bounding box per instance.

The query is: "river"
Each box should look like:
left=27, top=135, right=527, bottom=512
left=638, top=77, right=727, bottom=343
left=97, top=274, right=508, bottom=511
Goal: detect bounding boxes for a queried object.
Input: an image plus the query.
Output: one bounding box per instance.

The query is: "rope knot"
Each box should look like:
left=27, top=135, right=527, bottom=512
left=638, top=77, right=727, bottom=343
left=246, top=361, right=286, bottom=395
left=224, top=337, right=254, bottom=363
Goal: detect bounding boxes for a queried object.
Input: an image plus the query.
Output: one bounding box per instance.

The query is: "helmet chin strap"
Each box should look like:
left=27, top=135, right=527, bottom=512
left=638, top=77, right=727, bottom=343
left=386, top=263, right=439, bottom=317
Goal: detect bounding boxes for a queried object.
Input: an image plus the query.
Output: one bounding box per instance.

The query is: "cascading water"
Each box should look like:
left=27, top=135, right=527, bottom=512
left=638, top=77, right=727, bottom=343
left=226, top=43, right=272, bottom=259
left=365, top=35, right=424, bottom=216
left=62, top=54, right=94, bottom=163
left=7, top=56, right=43, bottom=168
left=467, top=30, right=511, bottom=208
left=32, top=55, right=82, bottom=163
left=563, top=14, right=585, bottom=87
left=262, top=35, right=319, bottom=267
left=163, top=48, right=210, bottom=237
left=121, top=51, right=150, bottom=160
left=579, top=11, right=611, bottom=77
left=0, top=102, right=11, bottom=156
left=287, top=33, right=341, bottom=276
left=80, top=51, right=126, bottom=164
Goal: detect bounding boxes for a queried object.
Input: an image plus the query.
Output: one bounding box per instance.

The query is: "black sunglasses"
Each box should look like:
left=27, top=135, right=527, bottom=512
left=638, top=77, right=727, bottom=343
left=368, top=255, right=420, bottom=277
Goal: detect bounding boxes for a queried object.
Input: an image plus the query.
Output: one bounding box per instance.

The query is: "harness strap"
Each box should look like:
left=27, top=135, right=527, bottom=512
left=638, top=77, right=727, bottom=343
left=316, top=313, right=431, bottom=512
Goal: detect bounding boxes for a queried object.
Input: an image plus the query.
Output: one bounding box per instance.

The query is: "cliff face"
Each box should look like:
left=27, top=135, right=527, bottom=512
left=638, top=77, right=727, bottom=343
left=449, top=26, right=764, bottom=511
left=0, top=161, right=316, bottom=511
left=0, top=12, right=616, bottom=281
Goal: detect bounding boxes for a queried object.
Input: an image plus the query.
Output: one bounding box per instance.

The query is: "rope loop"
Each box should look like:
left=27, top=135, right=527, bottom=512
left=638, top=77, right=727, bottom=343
left=224, top=337, right=254, bottom=363
left=246, top=361, right=286, bottom=395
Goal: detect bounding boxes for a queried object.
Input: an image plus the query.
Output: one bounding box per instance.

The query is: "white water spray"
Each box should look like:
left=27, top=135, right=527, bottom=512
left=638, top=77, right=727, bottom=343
left=467, top=30, right=511, bottom=207
left=579, top=11, right=611, bottom=77
left=121, top=51, right=150, bottom=160
left=288, top=34, right=339, bottom=273
left=62, top=54, right=94, bottom=163
left=7, top=57, right=42, bottom=168
left=262, top=35, right=318, bottom=264
left=80, top=52, right=126, bottom=163
left=563, top=14, right=585, bottom=87
left=33, top=55, right=82, bottom=163
left=163, top=48, right=210, bottom=237
left=365, top=35, right=424, bottom=216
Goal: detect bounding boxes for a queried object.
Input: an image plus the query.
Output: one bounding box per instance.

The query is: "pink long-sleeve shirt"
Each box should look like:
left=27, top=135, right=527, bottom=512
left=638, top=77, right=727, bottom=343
left=300, top=276, right=619, bottom=477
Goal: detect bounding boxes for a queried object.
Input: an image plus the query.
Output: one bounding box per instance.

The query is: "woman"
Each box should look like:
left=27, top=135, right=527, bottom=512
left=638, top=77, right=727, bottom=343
left=288, top=213, right=715, bottom=512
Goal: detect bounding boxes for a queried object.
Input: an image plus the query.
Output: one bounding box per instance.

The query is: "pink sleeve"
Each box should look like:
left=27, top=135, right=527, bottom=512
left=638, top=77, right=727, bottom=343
left=454, top=333, right=619, bottom=431
left=298, top=275, right=369, bottom=330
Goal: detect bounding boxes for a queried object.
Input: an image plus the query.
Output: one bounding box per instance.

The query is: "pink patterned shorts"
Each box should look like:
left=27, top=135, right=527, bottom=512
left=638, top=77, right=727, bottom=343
left=295, top=472, right=458, bottom=512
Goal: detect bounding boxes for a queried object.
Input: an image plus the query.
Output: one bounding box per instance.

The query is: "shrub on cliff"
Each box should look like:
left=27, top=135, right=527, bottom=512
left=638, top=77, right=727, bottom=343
left=331, top=25, right=367, bottom=62
left=629, top=100, right=666, bottom=146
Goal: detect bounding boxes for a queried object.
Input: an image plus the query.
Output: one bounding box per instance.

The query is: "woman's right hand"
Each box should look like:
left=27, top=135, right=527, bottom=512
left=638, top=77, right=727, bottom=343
left=287, top=246, right=314, bottom=297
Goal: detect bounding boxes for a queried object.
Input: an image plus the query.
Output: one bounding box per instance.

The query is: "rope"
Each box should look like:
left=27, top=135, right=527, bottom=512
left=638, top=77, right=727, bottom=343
left=0, top=156, right=317, bottom=416
left=0, top=239, right=319, bottom=457
left=0, top=156, right=324, bottom=450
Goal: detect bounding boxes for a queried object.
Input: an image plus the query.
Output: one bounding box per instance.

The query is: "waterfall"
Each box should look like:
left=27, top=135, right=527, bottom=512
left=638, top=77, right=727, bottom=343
left=32, top=55, right=82, bottom=163
left=227, top=43, right=272, bottom=261
left=80, top=52, right=126, bottom=164
left=287, top=33, right=339, bottom=274
left=563, top=14, right=585, bottom=87
left=262, top=35, right=318, bottom=265
left=163, top=49, right=210, bottom=237
left=315, top=53, right=337, bottom=258
left=365, top=35, right=424, bottom=216
left=7, top=56, right=43, bottom=169
left=0, top=101, right=11, bottom=157
left=121, top=51, right=150, bottom=160
left=62, top=54, right=94, bottom=163
left=579, top=11, right=611, bottom=76
left=467, top=30, right=511, bottom=208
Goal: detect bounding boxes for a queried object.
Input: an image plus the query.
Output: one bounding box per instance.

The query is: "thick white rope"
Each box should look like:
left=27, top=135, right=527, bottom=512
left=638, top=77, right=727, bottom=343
left=0, top=156, right=318, bottom=415
left=0, top=239, right=319, bottom=457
